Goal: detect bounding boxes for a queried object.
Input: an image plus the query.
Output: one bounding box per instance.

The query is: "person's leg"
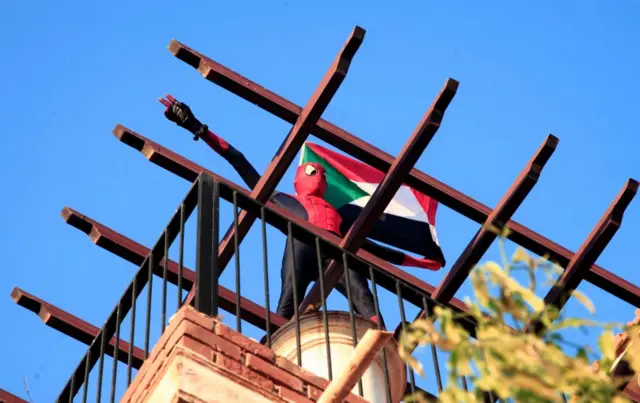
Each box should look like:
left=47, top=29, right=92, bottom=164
left=334, top=269, right=385, bottom=328
left=275, top=239, right=316, bottom=320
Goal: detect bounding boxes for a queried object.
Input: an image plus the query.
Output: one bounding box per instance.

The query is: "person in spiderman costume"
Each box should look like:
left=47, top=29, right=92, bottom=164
left=159, top=95, right=444, bottom=327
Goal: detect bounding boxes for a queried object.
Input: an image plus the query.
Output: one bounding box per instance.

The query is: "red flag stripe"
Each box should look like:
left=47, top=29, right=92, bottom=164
left=307, top=142, right=438, bottom=225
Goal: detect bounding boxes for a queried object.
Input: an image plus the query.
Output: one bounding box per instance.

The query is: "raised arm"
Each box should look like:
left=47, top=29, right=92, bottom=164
left=160, top=95, right=261, bottom=189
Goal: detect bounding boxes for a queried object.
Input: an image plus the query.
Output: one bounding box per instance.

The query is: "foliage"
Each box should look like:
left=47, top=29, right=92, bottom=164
left=398, top=226, right=640, bottom=403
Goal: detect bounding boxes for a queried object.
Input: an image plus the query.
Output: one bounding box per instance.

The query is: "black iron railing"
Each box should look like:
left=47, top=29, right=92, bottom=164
left=56, top=175, right=203, bottom=402
left=52, top=161, right=636, bottom=403
left=57, top=171, right=486, bottom=402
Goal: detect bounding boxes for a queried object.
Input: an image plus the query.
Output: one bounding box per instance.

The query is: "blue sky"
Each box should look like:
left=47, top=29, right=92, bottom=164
left=1, top=0, right=639, bottom=401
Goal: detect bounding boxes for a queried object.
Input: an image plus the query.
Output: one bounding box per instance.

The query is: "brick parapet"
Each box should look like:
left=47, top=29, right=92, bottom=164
left=121, top=305, right=370, bottom=403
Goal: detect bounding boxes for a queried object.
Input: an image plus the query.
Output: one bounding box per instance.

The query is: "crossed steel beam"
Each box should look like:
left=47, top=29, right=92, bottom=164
left=300, top=78, right=458, bottom=314
left=526, top=179, right=638, bottom=334
left=398, top=134, right=558, bottom=331
left=168, top=39, right=640, bottom=310
left=178, top=27, right=366, bottom=310
left=166, top=37, right=640, bottom=398
left=111, top=113, right=637, bottom=340
left=112, top=125, right=482, bottom=335
left=432, top=134, right=559, bottom=304
left=61, top=134, right=478, bottom=332
left=401, top=178, right=639, bottom=403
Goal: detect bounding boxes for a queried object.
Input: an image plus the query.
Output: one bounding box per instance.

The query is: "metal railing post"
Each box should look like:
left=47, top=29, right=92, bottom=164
left=195, top=174, right=218, bottom=316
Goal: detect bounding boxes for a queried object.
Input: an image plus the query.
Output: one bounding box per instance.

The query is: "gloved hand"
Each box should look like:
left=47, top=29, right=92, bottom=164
left=159, top=95, right=203, bottom=135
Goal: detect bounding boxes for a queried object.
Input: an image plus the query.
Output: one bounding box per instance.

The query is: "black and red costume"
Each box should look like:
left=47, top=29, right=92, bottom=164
left=160, top=96, right=441, bottom=326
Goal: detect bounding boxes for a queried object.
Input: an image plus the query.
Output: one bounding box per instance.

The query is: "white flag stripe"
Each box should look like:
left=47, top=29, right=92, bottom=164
left=350, top=182, right=432, bottom=225
left=299, top=146, right=308, bottom=166
left=430, top=225, right=440, bottom=246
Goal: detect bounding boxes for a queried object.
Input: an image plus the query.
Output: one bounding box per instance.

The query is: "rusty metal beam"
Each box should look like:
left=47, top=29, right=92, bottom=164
left=168, top=40, right=640, bottom=309
left=210, top=26, right=365, bottom=268
left=318, top=330, right=393, bottom=403
left=0, top=389, right=28, bottom=403
left=61, top=207, right=288, bottom=331
left=10, top=288, right=144, bottom=368
left=431, top=134, right=558, bottom=304
left=395, top=134, right=556, bottom=339
left=528, top=179, right=638, bottom=334
left=299, top=78, right=458, bottom=314
left=622, top=386, right=640, bottom=403
left=114, top=125, right=238, bottom=184
left=112, top=126, right=477, bottom=325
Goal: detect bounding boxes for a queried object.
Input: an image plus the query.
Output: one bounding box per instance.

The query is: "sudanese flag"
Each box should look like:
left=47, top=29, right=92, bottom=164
left=299, top=142, right=445, bottom=270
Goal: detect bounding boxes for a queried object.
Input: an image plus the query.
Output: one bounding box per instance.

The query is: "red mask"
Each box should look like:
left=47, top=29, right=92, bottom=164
left=294, top=162, right=327, bottom=197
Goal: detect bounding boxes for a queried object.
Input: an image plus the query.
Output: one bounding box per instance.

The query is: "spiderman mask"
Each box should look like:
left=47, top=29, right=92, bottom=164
left=294, top=163, right=327, bottom=197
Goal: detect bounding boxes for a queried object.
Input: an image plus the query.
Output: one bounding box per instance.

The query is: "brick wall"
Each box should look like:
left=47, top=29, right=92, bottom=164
left=121, top=305, right=370, bottom=403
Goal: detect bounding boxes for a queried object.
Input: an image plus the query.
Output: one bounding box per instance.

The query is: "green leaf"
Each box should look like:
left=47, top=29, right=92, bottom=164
left=548, top=332, right=564, bottom=344
left=572, top=289, right=596, bottom=315
left=397, top=244, right=633, bottom=403
left=576, top=347, right=588, bottom=361
left=512, top=247, right=530, bottom=265
left=598, top=330, right=616, bottom=362
left=482, top=223, right=502, bottom=235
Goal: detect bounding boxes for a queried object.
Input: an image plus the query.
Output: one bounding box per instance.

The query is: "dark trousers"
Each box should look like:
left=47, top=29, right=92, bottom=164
left=275, top=238, right=378, bottom=321
left=217, top=144, right=381, bottom=324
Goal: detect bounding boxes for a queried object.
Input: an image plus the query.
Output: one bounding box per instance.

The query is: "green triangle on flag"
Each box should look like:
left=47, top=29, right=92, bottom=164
left=300, top=144, right=369, bottom=209
left=297, top=142, right=445, bottom=270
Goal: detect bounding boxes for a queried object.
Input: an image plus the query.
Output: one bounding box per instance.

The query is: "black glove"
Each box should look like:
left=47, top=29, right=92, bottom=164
left=161, top=96, right=203, bottom=135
